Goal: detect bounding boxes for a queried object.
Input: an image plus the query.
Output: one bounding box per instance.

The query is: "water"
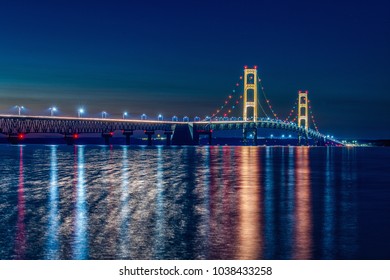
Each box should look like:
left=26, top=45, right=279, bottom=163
left=0, top=145, right=389, bottom=260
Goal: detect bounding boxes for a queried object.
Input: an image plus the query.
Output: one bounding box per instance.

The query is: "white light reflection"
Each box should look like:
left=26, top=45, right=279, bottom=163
left=192, top=146, right=211, bottom=259
left=322, top=147, right=335, bottom=259
left=73, top=146, right=88, bottom=259
left=279, top=147, right=292, bottom=257
left=285, top=146, right=295, bottom=258
left=264, top=147, right=275, bottom=258
left=118, top=145, right=131, bottom=258
left=154, top=146, right=164, bottom=259
left=45, top=145, right=59, bottom=259
left=15, top=145, right=26, bottom=259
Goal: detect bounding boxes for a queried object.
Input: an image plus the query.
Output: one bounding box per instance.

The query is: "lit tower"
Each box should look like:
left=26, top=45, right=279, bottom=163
left=298, top=90, right=309, bottom=130
left=243, top=66, right=258, bottom=121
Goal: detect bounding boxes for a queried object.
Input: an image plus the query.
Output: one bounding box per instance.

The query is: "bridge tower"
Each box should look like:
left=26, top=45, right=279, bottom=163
left=243, top=66, right=258, bottom=121
left=298, top=90, right=309, bottom=130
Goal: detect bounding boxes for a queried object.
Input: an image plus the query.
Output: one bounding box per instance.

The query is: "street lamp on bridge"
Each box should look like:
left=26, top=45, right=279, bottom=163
left=123, top=112, right=128, bottom=119
left=16, top=105, right=24, bottom=116
left=78, top=108, right=84, bottom=118
left=158, top=114, right=163, bottom=121
left=49, top=107, right=57, bottom=116
left=102, top=111, right=107, bottom=119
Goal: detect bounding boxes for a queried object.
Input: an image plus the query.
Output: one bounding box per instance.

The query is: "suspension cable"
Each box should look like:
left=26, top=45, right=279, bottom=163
left=210, top=76, right=243, bottom=119
left=284, top=97, right=298, bottom=122
left=258, top=77, right=279, bottom=119
left=308, top=99, right=319, bottom=132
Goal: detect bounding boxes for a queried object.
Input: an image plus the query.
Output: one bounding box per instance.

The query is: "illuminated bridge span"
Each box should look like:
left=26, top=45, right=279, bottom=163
left=0, top=115, right=341, bottom=146
left=0, top=66, right=343, bottom=146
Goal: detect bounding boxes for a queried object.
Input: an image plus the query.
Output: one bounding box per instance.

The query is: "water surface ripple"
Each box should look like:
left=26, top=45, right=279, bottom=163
left=0, top=145, right=389, bottom=259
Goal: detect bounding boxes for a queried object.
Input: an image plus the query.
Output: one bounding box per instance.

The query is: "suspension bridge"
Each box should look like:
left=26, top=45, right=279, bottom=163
left=0, top=66, right=343, bottom=146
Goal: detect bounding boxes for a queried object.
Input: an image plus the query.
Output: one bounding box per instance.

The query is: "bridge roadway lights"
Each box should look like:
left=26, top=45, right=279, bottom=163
left=122, top=130, right=133, bottom=145
left=164, top=131, right=173, bottom=146
left=144, top=130, right=154, bottom=146
left=102, top=132, right=114, bottom=145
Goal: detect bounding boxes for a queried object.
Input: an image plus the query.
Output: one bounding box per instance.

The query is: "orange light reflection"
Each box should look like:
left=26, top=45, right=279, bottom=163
left=237, top=147, right=262, bottom=259
left=293, top=147, right=312, bottom=259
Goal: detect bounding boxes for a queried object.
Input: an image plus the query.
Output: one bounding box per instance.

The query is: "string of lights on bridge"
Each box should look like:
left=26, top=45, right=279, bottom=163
left=208, top=66, right=322, bottom=134
left=284, top=98, right=298, bottom=122
left=9, top=105, right=202, bottom=122
left=9, top=65, right=323, bottom=136
left=210, top=76, right=243, bottom=119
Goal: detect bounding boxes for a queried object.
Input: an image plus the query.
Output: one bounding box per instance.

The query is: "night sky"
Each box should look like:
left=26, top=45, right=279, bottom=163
left=0, top=0, right=389, bottom=139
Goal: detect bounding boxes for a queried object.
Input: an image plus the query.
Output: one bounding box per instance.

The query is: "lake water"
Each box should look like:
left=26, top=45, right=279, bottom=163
left=0, top=145, right=389, bottom=260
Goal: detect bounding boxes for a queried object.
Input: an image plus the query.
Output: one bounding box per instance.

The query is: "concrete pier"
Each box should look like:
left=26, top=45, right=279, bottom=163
left=144, top=130, right=154, bottom=146
left=102, top=132, right=113, bottom=145
left=123, top=130, right=133, bottom=145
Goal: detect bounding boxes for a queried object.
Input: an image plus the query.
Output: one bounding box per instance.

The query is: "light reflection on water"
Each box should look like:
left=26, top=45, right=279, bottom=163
left=0, top=145, right=389, bottom=260
left=45, top=146, right=59, bottom=259
left=294, top=147, right=312, bottom=259
left=237, top=147, right=261, bottom=259
left=73, top=146, right=88, bottom=259
left=15, top=146, right=26, bottom=259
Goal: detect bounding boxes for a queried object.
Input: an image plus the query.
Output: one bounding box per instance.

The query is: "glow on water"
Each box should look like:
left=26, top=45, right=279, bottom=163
left=0, top=145, right=389, bottom=260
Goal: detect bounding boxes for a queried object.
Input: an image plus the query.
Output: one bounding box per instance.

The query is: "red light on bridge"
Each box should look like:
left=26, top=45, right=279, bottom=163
left=244, top=65, right=248, bottom=69
left=109, top=132, right=114, bottom=136
left=210, top=129, right=213, bottom=133
left=254, top=65, right=257, bottom=69
left=18, top=133, right=25, bottom=140
left=73, top=133, right=79, bottom=139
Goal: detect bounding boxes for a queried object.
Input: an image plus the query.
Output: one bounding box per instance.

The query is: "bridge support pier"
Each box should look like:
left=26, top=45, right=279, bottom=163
left=320, top=137, right=327, bottom=146
left=64, top=134, right=78, bottom=145
left=171, top=124, right=194, bottom=145
left=164, top=131, right=173, bottom=146
left=8, top=134, right=24, bottom=145
left=243, top=128, right=247, bottom=143
left=298, top=132, right=309, bottom=146
left=123, top=130, right=133, bottom=145
left=145, top=130, right=154, bottom=146
left=102, top=132, right=113, bottom=145
left=243, top=128, right=257, bottom=145
left=315, top=137, right=325, bottom=146
left=193, top=129, right=212, bottom=145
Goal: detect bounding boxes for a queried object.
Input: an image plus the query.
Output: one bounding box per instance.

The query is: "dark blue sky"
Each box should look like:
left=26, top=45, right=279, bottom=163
left=0, top=0, right=389, bottom=138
